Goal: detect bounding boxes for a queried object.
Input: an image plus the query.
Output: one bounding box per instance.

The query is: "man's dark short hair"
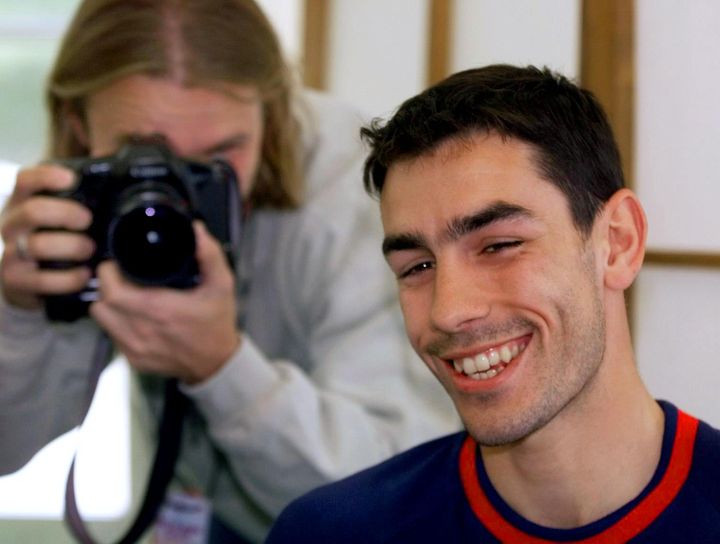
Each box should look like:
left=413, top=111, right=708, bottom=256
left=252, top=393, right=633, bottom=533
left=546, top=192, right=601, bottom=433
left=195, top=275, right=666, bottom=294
left=361, top=64, right=625, bottom=235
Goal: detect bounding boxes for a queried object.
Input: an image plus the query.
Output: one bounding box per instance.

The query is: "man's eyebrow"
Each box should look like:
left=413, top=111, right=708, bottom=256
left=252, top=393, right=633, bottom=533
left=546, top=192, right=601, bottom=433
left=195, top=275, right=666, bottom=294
left=382, top=202, right=535, bottom=256
left=382, top=232, right=426, bottom=256
left=445, top=202, right=535, bottom=242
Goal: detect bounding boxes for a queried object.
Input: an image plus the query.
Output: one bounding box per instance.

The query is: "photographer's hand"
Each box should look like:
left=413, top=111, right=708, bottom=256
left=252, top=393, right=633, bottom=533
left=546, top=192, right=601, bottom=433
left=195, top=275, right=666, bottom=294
left=90, top=221, right=240, bottom=384
left=0, top=165, right=94, bottom=309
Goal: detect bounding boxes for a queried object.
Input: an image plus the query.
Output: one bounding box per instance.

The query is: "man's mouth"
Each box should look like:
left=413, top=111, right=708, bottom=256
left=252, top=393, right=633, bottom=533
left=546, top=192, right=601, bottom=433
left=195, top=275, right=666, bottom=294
left=449, top=337, right=529, bottom=380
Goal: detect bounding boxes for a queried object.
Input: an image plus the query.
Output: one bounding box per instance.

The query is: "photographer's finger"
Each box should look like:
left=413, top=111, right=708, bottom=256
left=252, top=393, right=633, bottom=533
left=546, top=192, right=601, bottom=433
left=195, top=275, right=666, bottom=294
left=27, top=196, right=92, bottom=231
left=1, top=256, right=40, bottom=309
left=0, top=196, right=92, bottom=241
left=95, top=260, right=126, bottom=292
left=89, top=291, right=169, bottom=373
left=3, top=261, right=91, bottom=296
left=94, top=260, right=150, bottom=311
left=12, top=164, right=76, bottom=202
left=31, top=230, right=95, bottom=262
left=194, top=221, right=233, bottom=287
left=88, top=304, right=157, bottom=373
left=36, top=267, right=91, bottom=295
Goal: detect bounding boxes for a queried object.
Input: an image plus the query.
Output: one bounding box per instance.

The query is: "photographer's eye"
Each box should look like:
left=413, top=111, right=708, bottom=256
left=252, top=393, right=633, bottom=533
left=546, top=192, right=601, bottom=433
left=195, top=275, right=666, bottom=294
left=204, top=135, right=250, bottom=162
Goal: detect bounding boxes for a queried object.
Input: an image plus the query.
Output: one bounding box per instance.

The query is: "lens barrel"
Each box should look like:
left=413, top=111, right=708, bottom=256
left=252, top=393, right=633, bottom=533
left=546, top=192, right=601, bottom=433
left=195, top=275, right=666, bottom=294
left=109, top=183, right=197, bottom=287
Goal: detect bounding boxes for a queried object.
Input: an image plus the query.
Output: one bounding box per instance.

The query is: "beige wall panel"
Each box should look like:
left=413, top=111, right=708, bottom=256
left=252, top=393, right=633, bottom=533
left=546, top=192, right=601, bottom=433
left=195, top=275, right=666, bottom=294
left=451, top=0, right=581, bottom=78
left=325, top=0, right=430, bottom=119
left=635, top=266, right=720, bottom=427
left=635, top=0, right=720, bottom=251
left=257, top=0, right=304, bottom=63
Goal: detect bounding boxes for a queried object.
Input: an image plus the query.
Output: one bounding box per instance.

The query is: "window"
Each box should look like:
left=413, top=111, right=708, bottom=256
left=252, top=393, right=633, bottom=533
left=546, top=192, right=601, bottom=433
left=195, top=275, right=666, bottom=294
left=0, top=1, right=80, bottom=164
left=0, top=0, right=133, bottom=529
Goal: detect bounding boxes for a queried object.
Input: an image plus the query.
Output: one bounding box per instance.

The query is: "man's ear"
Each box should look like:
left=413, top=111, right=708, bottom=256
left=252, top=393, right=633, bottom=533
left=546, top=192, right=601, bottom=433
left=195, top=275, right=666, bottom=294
left=58, top=100, right=90, bottom=152
left=598, top=188, right=647, bottom=291
left=63, top=102, right=90, bottom=149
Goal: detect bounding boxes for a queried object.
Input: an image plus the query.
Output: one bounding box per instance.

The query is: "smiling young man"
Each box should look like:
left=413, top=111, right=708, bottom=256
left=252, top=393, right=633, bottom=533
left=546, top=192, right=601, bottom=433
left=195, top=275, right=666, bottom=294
left=266, top=65, right=720, bottom=543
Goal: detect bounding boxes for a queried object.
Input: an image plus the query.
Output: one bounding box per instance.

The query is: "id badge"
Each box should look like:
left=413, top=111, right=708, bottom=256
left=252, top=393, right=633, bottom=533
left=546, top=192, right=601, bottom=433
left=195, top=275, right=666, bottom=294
left=153, top=490, right=212, bottom=544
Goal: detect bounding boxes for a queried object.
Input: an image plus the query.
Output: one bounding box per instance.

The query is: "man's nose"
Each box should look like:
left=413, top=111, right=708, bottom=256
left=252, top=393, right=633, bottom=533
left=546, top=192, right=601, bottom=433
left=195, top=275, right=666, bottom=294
left=430, top=262, right=491, bottom=333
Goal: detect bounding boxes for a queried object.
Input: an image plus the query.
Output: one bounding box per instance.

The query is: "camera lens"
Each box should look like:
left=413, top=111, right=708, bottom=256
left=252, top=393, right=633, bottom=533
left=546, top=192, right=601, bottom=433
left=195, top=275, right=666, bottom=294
left=109, top=183, right=197, bottom=286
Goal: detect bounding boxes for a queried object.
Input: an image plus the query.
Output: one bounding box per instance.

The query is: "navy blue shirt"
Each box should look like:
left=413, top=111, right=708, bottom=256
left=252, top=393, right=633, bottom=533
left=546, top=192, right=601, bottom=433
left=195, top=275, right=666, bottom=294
left=267, top=401, right=720, bottom=543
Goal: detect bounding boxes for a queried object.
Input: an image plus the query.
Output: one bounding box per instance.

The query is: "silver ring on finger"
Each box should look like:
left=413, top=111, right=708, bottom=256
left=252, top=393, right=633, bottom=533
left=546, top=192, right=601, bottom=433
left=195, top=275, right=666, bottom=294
left=15, top=233, right=30, bottom=260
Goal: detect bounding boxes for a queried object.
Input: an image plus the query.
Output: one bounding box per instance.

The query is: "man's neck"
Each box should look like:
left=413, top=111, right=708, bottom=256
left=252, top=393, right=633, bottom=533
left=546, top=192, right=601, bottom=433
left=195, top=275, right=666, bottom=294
left=480, top=360, right=664, bottom=529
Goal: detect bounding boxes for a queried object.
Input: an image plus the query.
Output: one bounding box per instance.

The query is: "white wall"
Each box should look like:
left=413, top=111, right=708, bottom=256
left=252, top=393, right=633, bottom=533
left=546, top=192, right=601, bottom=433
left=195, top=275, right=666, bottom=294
left=257, top=0, right=304, bottom=64
left=635, top=266, right=720, bottom=426
left=451, top=0, right=580, bottom=78
left=324, top=0, right=580, bottom=119
left=634, top=0, right=720, bottom=426
left=635, top=0, right=720, bottom=252
left=325, top=0, right=430, bottom=119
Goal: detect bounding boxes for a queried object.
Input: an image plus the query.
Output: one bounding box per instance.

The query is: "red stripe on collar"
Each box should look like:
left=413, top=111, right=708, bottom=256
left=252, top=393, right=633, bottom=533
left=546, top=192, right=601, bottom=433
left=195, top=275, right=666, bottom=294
left=459, top=410, right=699, bottom=543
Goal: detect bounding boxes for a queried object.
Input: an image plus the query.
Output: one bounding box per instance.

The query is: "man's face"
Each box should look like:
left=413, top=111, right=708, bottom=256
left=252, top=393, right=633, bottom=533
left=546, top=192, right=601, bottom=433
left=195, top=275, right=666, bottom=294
left=380, top=133, right=607, bottom=446
left=82, top=74, right=264, bottom=197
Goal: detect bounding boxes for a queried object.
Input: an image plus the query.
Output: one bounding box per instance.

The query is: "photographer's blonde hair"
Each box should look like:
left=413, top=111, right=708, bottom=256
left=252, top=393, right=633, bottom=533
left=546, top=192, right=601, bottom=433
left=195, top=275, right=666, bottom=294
left=47, top=0, right=302, bottom=209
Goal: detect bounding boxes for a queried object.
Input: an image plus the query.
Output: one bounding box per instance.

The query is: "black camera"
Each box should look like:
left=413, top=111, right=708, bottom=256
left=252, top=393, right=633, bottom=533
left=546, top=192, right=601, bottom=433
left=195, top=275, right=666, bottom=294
left=41, top=142, right=241, bottom=322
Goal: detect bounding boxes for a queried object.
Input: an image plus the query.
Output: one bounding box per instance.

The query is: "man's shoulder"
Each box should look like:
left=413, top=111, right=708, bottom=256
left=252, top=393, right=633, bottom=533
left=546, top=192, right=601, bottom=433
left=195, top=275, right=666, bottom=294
left=652, top=409, right=720, bottom=540
left=696, top=415, right=720, bottom=440
left=269, top=91, right=377, bottom=249
left=266, top=431, right=468, bottom=543
left=294, top=89, right=369, bottom=197
left=662, top=401, right=720, bottom=468
left=287, top=430, right=467, bottom=507
left=691, top=414, right=720, bottom=476
left=295, top=88, right=367, bottom=152
left=673, top=405, right=720, bottom=519
left=298, top=88, right=368, bottom=123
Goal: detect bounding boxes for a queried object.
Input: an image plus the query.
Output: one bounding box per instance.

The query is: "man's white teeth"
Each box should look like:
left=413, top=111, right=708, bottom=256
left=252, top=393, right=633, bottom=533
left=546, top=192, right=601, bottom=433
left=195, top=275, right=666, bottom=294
left=452, top=340, right=526, bottom=379
left=461, top=358, right=474, bottom=374
left=476, top=353, right=490, bottom=370
left=500, top=345, right=512, bottom=363
left=470, top=367, right=501, bottom=380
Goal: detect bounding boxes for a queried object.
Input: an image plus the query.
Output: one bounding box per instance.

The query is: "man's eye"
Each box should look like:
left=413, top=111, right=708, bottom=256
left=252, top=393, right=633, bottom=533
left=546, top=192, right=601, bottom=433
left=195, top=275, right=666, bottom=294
left=399, top=261, right=434, bottom=279
left=484, top=240, right=523, bottom=254
left=210, top=148, right=236, bottom=161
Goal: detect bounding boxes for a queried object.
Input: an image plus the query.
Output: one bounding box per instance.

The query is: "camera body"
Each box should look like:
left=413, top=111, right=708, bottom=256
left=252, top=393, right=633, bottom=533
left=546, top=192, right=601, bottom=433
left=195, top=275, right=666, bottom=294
left=42, top=142, right=242, bottom=322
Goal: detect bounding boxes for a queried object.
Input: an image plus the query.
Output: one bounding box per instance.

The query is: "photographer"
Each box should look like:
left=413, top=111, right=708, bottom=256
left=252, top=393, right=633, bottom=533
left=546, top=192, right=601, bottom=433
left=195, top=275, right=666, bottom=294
left=0, top=0, right=457, bottom=542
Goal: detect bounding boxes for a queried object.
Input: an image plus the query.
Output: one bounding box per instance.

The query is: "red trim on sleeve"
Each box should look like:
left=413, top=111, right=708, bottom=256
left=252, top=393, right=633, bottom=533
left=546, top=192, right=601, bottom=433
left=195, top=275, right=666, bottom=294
left=459, top=410, right=699, bottom=543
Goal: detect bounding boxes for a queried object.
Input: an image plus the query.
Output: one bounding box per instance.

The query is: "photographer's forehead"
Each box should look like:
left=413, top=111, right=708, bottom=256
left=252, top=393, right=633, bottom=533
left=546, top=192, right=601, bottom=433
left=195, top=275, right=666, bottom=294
left=84, top=75, right=263, bottom=158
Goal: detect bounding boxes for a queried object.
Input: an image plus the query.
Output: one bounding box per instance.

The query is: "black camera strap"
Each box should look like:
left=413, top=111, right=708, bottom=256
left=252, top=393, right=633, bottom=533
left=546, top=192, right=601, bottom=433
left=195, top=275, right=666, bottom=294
left=64, top=331, right=189, bottom=544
